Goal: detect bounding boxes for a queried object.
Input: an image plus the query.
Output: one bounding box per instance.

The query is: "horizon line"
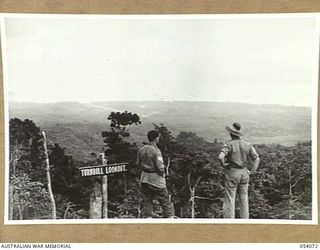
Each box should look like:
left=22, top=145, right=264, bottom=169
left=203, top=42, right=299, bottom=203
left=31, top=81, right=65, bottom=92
left=8, top=100, right=312, bottom=108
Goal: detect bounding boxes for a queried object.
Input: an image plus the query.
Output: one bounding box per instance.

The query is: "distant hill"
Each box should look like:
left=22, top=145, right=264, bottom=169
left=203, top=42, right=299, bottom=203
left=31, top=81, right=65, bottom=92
left=9, top=101, right=311, bottom=163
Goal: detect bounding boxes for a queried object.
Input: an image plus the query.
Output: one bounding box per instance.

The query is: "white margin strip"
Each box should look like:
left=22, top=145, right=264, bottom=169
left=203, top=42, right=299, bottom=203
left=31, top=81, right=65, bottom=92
left=0, top=12, right=318, bottom=225
left=1, top=15, right=10, bottom=225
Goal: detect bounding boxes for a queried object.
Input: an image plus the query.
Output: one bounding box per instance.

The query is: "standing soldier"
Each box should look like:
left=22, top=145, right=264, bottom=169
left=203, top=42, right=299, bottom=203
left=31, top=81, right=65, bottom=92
left=218, top=122, right=260, bottom=219
left=137, top=130, right=174, bottom=218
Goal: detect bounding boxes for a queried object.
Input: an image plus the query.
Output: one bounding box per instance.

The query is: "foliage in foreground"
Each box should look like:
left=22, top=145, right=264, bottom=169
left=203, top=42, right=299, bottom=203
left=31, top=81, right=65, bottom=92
left=9, top=116, right=312, bottom=220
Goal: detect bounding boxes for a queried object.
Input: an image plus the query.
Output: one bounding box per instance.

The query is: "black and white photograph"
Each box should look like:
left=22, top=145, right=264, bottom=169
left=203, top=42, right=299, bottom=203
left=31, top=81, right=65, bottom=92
left=1, top=14, right=318, bottom=224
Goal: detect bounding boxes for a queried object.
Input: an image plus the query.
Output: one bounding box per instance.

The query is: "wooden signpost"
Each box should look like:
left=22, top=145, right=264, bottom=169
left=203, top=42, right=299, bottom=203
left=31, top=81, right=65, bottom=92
left=79, top=153, right=128, bottom=219
left=79, top=162, right=128, bottom=177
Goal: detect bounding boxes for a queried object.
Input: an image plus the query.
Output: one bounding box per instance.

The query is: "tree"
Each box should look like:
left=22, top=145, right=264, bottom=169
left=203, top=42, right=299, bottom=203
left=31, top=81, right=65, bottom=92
left=102, top=111, right=141, bottom=163
left=151, top=127, right=224, bottom=218
left=49, top=142, right=96, bottom=219
left=100, top=111, right=142, bottom=218
left=247, top=171, right=273, bottom=219
left=42, top=131, right=56, bottom=219
left=250, top=142, right=312, bottom=220
left=10, top=173, right=51, bottom=220
left=272, top=142, right=312, bottom=219
left=9, top=118, right=51, bottom=220
left=9, top=118, right=46, bottom=181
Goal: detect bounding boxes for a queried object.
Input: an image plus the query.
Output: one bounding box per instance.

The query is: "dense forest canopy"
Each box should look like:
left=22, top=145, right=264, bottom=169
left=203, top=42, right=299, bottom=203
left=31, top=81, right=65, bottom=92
left=8, top=112, right=312, bottom=220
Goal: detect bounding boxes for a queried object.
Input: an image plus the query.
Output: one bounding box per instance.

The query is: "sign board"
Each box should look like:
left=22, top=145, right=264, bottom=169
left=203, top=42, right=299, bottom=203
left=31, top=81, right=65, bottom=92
left=79, top=163, right=128, bottom=177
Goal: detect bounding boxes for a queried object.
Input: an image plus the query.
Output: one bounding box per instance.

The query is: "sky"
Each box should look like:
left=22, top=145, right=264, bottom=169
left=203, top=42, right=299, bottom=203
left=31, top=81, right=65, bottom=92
left=3, top=15, right=318, bottom=106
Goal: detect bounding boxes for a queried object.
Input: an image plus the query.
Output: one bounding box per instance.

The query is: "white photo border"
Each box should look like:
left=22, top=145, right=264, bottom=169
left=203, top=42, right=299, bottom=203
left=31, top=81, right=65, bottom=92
left=1, top=13, right=318, bottom=225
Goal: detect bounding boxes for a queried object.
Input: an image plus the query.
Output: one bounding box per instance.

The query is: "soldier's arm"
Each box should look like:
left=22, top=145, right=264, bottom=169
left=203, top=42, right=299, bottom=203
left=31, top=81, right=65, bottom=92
left=218, top=152, right=227, bottom=167
left=249, top=146, right=260, bottom=173
left=251, top=157, right=260, bottom=173
left=218, top=143, right=231, bottom=168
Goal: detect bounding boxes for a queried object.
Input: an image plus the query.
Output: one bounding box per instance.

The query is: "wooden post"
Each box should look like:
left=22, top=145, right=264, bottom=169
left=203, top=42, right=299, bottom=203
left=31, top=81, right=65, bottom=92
left=100, top=153, right=108, bottom=219
left=84, top=160, right=128, bottom=219
left=42, top=131, right=57, bottom=220
left=89, top=182, right=103, bottom=219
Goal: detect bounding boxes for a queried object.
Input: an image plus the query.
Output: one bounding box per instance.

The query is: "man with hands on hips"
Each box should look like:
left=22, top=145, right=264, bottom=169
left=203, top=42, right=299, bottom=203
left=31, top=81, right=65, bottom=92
left=218, top=122, right=260, bottom=219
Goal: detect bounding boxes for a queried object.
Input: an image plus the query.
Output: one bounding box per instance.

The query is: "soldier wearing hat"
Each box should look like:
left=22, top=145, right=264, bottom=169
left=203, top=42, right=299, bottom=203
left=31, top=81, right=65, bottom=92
left=218, top=122, right=260, bottom=219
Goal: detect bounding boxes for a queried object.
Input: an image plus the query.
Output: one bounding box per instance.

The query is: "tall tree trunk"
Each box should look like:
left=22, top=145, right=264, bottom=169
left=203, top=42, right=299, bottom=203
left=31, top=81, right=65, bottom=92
left=190, top=188, right=195, bottom=218
left=90, top=182, right=103, bottom=219
left=188, top=173, right=201, bottom=219
left=42, top=131, right=56, bottom=220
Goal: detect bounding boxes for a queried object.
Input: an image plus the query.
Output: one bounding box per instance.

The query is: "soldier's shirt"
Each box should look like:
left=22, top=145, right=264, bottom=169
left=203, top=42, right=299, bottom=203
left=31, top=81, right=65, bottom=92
left=137, top=143, right=166, bottom=189
left=220, top=138, right=259, bottom=168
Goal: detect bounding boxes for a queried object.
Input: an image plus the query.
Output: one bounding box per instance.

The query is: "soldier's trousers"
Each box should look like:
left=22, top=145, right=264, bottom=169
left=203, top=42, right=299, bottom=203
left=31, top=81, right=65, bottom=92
left=141, top=183, right=174, bottom=218
left=223, top=167, right=250, bottom=219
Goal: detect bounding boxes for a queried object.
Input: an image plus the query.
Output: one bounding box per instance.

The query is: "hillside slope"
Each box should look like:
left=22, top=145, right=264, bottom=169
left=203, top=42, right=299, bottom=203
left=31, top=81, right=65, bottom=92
left=9, top=101, right=311, bottom=162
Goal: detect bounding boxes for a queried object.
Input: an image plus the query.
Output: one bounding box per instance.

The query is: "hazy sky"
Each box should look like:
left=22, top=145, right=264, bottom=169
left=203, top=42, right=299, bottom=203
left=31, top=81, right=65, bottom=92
left=3, top=16, right=317, bottom=106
